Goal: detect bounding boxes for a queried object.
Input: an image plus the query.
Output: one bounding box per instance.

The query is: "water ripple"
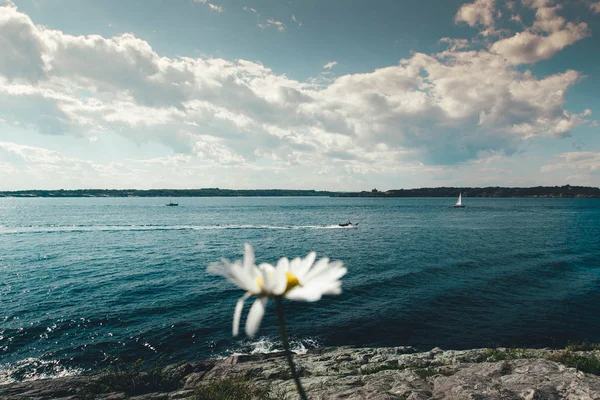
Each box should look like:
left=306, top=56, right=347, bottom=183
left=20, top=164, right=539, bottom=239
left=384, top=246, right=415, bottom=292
left=1, top=197, right=599, bottom=381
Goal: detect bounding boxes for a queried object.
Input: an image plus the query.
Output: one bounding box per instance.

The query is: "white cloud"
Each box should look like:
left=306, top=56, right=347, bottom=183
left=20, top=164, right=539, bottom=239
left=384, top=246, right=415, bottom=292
left=0, top=6, right=45, bottom=82
left=0, top=141, right=65, bottom=164
left=193, top=0, right=223, bottom=12
left=455, top=0, right=590, bottom=65
left=509, top=14, right=523, bottom=24
left=258, top=18, right=286, bottom=31
left=0, top=2, right=592, bottom=186
left=541, top=152, right=600, bottom=185
left=291, top=14, right=302, bottom=27
left=0, top=141, right=203, bottom=189
left=589, top=1, right=600, bottom=13
left=491, top=24, right=588, bottom=65
left=490, top=0, right=589, bottom=65
left=243, top=6, right=258, bottom=15
left=323, top=61, right=338, bottom=69
left=207, top=3, right=223, bottom=12
left=527, top=0, right=565, bottom=33
left=439, top=37, right=470, bottom=51
left=455, top=0, right=497, bottom=35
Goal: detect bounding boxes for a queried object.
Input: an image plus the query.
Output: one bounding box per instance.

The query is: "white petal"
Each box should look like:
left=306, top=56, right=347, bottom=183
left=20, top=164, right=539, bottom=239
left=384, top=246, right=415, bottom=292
left=231, top=262, right=260, bottom=293
left=245, top=297, right=268, bottom=337
left=272, top=259, right=288, bottom=295
left=243, top=243, right=255, bottom=271
left=258, top=263, right=274, bottom=293
left=289, top=257, right=302, bottom=273
left=294, top=252, right=316, bottom=280
left=259, top=263, right=274, bottom=272
left=277, top=257, right=290, bottom=271
left=207, top=259, right=230, bottom=277
left=227, top=263, right=249, bottom=288
left=302, top=257, right=330, bottom=283
left=320, top=281, right=342, bottom=295
left=232, top=293, right=250, bottom=336
left=307, top=263, right=347, bottom=285
left=285, top=286, right=323, bottom=302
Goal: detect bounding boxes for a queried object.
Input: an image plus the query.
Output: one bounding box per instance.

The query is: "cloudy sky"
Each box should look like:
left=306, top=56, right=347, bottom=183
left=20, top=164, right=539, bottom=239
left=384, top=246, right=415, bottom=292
left=0, top=0, right=599, bottom=190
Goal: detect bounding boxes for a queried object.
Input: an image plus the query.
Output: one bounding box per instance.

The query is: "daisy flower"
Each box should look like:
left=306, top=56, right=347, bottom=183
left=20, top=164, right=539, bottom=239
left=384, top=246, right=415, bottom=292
left=209, top=244, right=347, bottom=337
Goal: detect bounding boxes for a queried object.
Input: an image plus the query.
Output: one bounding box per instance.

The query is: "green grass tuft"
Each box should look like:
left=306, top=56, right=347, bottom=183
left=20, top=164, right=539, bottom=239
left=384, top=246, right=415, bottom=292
left=193, top=378, right=285, bottom=400
left=482, top=348, right=537, bottom=362
left=82, top=357, right=182, bottom=397
left=565, top=341, right=600, bottom=352
left=548, top=351, right=600, bottom=375
left=481, top=346, right=600, bottom=376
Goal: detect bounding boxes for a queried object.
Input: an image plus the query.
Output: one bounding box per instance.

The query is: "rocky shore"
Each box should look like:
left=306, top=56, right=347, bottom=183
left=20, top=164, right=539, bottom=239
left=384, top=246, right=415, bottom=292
left=3, top=346, right=600, bottom=399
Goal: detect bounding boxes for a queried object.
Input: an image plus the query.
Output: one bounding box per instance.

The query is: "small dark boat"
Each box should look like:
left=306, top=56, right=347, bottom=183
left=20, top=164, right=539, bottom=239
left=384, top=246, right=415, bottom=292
left=339, top=221, right=358, bottom=227
left=166, top=202, right=179, bottom=206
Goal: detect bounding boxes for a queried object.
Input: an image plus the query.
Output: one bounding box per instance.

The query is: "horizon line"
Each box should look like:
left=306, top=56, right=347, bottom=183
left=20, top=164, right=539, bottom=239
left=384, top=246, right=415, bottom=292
left=1, top=185, right=599, bottom=192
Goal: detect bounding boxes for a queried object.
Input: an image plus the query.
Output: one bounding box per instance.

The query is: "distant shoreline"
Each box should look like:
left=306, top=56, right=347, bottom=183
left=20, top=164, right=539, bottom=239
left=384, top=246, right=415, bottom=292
left=0, top=185, right=599, bottom=198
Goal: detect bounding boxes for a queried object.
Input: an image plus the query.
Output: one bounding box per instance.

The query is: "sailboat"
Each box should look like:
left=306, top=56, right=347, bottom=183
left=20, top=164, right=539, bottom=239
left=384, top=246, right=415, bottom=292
left=453, top=193, right=465, bottom=208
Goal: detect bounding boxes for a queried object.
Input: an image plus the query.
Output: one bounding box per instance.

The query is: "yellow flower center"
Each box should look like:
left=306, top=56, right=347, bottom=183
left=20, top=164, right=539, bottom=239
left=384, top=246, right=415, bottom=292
left=285, top=272, right=301, bottom=292
left=255, top=272, right=301, bottom=293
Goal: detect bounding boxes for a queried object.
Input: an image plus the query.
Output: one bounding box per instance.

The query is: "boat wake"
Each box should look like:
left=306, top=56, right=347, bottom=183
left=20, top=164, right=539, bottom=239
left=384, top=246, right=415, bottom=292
left=0, top=224, right=354, bottom=235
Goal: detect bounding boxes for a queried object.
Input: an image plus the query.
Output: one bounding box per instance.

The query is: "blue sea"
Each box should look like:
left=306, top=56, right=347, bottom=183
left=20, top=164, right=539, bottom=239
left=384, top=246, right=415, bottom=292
left=1, top=197, right=599, bottom=383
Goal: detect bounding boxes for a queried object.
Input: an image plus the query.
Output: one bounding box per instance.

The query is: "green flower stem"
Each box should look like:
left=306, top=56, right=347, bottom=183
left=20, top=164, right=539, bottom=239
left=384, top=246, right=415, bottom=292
left=274, top=296, right=308, bottom=400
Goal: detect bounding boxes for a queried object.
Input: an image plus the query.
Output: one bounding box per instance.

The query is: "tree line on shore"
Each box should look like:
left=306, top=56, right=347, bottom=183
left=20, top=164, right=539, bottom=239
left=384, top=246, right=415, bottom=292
left=0, top=185, right=599, bottom=198
left=340, top=185, right=600, bottom=198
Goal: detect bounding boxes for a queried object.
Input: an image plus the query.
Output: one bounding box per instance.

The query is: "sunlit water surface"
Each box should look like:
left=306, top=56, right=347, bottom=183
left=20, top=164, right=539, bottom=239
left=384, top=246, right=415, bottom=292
left=1, top=197, right=599, bottom=383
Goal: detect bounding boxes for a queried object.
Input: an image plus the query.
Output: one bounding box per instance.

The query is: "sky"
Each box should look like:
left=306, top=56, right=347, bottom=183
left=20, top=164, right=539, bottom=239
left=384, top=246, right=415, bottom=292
left=0, top=0, right=599, bottom=191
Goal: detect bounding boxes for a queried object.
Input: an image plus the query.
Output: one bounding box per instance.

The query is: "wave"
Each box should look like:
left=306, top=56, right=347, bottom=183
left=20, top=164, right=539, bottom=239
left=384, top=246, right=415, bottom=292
left=225, top=337, right=321, bottom=358
left=0, top=224, right=358, bottom=235
left=0, top=358, right=84, bottom=385
left=0, top=337, right=320, bottom=384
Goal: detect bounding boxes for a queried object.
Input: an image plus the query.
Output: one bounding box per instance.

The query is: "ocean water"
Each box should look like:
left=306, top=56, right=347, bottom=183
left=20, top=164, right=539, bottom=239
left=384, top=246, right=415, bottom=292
left=1, top=197, right=599, bottom=383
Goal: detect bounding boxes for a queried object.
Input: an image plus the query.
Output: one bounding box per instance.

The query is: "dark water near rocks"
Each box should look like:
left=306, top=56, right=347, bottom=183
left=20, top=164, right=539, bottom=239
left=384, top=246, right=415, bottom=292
left=1, top=197, right=599, bottom=383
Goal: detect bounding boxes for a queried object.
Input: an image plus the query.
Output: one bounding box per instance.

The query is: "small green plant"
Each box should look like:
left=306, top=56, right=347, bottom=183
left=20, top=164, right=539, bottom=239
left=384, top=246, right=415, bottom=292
left=482, top=348, right=536, bottom=362
left=548, top=351, right=600, bottom=375
left=565, top=341, right=600, bottom=352
left=480, top=346, right=600, bottom=376
left=193, top=378, right=284, bottom=400
left=82, top=357, right=182, bottom=397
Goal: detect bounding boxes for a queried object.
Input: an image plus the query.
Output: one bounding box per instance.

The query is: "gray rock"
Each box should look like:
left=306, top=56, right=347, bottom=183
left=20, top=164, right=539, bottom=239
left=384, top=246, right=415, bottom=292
left=183, top=371, right=209, bottom=389
left=168, top=389, right=196, bottom=399
left=162, top=362, right=194, bottom=382
left=3, top=347, right=600, bottom=399
left=431, top=359, right=600, bottom=400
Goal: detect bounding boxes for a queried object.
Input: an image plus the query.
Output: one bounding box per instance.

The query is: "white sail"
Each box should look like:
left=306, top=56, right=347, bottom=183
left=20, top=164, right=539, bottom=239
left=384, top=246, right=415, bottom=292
left=455, top=193, right=462, bottom=206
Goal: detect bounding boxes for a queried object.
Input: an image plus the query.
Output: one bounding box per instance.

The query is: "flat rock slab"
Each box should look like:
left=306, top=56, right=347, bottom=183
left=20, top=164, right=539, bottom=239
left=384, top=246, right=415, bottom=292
left=3, top=347, right=600, bottom=399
